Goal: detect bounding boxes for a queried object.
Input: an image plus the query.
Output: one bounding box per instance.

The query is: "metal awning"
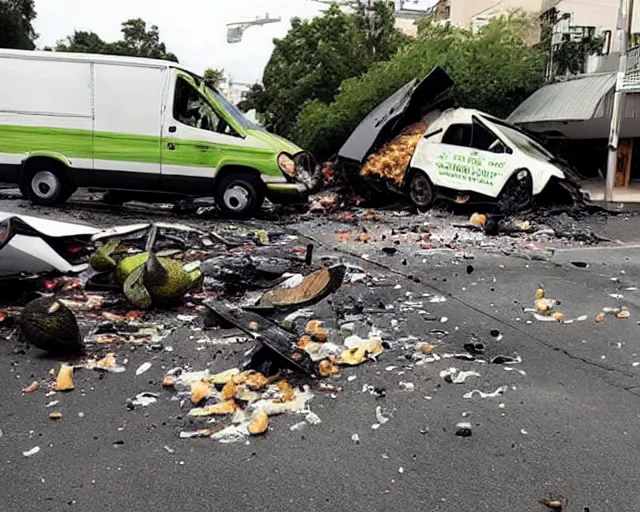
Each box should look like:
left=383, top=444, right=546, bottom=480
left=507, top=73, right=616, bottom=125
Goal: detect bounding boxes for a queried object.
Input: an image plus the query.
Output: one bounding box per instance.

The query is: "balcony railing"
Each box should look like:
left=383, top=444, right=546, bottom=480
left=618, top=47, right=640, bottom=92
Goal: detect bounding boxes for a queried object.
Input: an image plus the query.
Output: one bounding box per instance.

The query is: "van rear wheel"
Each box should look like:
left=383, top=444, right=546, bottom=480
left=25, top=162, right=73, bottom=206
left=215, top=171, right=265, bottom=218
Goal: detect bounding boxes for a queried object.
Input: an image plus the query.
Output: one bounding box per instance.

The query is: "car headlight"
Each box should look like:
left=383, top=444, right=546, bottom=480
left=277, top=153, right=296, bottom=178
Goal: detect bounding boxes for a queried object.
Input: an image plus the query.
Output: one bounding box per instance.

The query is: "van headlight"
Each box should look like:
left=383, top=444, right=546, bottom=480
left=277, top=153, right=296, bottom=178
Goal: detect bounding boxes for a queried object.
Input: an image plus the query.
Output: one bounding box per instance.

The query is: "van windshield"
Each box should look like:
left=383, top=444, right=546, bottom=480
left=203, top=85, right=260, bottom=131
left=481, top=116, right=554, bottom=162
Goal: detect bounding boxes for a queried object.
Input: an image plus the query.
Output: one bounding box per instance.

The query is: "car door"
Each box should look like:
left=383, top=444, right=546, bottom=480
left=419, top=118, right=511, bottom=198
left=161, top=73, right=241, bottom=193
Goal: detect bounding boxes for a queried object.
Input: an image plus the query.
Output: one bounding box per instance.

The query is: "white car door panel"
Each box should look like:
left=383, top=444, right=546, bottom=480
left=410, top=119, right=513, bottom=198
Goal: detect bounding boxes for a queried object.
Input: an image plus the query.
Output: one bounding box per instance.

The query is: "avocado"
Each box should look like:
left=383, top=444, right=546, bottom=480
left=123, top=265, right=153, bottom=309
left=89, top=238, right=122, bottom=272
left=20, top=297, right=83, bottom=354
left=122, top=252, right=202, bottom=309
left=115, top=253, right=149, bottom=284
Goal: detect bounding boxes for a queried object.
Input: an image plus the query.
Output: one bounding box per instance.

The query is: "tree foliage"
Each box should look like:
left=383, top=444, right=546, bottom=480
left=55, top=18, right=178, bottom=62
left=551, top=34, right=604, bottom=76
left=203, top=67, right=225, bottom=87
left=0, top=0, right=37, bottom=50
left=293, top=16, right=547, bottom=160
left=241, top=1, right=408, bottom=138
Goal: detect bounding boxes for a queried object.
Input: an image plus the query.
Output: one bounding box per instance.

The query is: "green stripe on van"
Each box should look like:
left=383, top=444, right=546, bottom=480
left=0, top=124, right=266, bottom=164
left=0, top=124, right=284, bottom=176
left=1, top=125, right=93, bottom=159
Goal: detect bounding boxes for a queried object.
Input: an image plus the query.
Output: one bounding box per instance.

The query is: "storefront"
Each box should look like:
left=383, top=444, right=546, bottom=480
left=508, top=72, right=640, bottom=195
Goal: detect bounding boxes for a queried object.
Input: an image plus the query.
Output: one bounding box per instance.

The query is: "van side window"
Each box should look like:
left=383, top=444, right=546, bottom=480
left=442, top=124, right=472, bottom=147
left=173, top=77, right=231, bottom=135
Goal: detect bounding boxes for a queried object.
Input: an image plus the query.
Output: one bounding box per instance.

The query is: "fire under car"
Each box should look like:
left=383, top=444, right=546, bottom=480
left=325, top=66, right=585, bottom=213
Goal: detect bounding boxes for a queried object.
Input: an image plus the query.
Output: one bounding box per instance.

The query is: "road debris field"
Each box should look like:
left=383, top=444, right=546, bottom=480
left=2, top=189, right=640, bottom=512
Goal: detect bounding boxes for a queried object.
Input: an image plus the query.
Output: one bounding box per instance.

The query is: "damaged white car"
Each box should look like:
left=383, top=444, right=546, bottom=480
left=406, top=108, right=573, bottom=211
left=0, top=212, right=99, bottom=280
left=324, top=67, right=585, bottom=213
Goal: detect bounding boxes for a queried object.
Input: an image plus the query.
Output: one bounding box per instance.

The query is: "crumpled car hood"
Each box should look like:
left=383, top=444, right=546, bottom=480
left=0, top=212, right=100, bottom=279
left=337, top=66, right=454, bottom=164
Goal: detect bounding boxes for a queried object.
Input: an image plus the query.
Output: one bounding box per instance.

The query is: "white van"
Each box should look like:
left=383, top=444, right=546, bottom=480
left=0, top=49, right=307, bottom=216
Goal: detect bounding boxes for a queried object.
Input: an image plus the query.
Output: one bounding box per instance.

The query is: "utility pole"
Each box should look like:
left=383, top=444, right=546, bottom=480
left=605, top=0, right=633, bottom=202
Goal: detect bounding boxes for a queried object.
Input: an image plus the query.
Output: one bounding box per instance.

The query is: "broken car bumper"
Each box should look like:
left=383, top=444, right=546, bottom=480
left=262, top=175, right=309, bottom=202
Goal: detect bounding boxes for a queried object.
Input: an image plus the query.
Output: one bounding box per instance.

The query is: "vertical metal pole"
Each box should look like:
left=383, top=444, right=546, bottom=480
left=605, top=0, right=630, bottom=202
left=626, top=0, right=635, bottom=47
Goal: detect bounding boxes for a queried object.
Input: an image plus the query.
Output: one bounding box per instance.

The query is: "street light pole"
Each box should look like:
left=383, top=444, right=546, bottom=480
left=605, top=0, right=631, bottom=202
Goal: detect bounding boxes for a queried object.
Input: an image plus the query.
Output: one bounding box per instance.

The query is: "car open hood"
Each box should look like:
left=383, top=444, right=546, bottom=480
left=337, top=66, right=454, bottom=164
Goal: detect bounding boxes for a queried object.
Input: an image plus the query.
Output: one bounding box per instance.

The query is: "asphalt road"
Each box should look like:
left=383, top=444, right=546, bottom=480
left=2, top=194, right=640, bottom=512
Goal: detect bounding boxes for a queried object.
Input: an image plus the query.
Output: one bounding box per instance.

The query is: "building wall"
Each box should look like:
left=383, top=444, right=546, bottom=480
left=395, top=16, right=419, bottom=37
left=552, top=0, right=640, bottom=52
left=440, top=0, right=638, bottom=38
left=447, top=0, right=543, bottom=29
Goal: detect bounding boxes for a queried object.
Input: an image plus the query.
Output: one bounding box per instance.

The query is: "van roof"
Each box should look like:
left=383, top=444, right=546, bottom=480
left=0, top=48, right=191, bottom=73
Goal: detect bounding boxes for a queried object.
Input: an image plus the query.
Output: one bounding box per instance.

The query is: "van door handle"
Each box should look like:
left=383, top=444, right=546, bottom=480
left=167, top=142, right=175, bottom=151
left=197, top=145, right=210, bottom=152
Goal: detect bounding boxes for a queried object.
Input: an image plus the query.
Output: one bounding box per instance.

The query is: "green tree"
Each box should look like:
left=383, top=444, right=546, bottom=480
left=293, top=15, right=547, bottom=160
left=0, top=0, right=37, bottom=50
left=54, top=31, right=108, bottom=54
left=238, top=83, right=268, bottom=113
left=203, top=67, right=225, bottom=87
left=56, top=18, right=178, bottom=62
left=552, top=34, right=604, bottom=76
left=243, top=1, right=407, bottom=138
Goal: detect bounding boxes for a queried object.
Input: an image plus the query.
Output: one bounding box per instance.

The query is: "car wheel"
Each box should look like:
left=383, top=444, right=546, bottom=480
left=215, top=171, right=265, bottom=217
left=25, top=163, right=73, bottom=207
left=408, top=171, right=435, bottom=211
left=498, top=169, right=533, bottom=214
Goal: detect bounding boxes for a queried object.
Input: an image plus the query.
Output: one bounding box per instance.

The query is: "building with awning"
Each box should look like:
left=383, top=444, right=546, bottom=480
left=507, top=72, right=640, bottom=140
left=508, top=52, right=640, bottom=197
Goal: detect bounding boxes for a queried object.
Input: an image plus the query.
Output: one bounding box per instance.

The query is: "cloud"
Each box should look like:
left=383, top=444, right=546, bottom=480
left=33, top=0, right=323, bottom=83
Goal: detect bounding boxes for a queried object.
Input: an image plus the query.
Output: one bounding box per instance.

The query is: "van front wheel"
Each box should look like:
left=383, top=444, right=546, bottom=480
left=25, top=163, right=73, bottom=206
left=215, top=172, right=265, bottom=217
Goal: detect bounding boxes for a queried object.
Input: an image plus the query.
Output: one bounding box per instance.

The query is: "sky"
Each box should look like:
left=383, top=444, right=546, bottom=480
left=33, top=0, right=437, bottom=86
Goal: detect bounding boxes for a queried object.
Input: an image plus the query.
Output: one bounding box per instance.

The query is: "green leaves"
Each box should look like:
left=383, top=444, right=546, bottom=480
left=551, top=34, right=604, bottom=77
left=247, top=1, right=407, bottom=139
left=55, top=18, right=178, bottom=63
left=0, top=0, right=37, bottom=50
left=203, top=68, right=225, bottom=88
left=293, top=15, right=547, bottom=160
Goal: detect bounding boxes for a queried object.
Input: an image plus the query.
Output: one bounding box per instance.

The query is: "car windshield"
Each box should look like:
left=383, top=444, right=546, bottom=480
left=203, top=84, right=259, bottom=131
left=481, top=116, right=554, bottom=162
